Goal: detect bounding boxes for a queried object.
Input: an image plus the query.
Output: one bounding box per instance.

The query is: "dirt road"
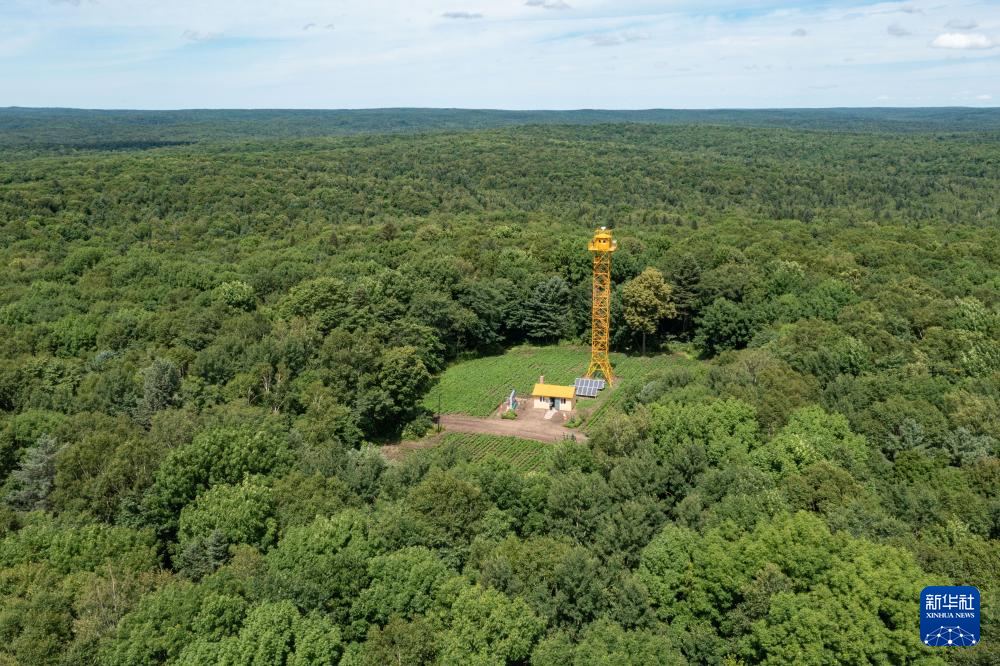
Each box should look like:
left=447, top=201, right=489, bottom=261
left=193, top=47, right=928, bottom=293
left=437, top=414, right=587, bottom=444
left=381, top=412, right=587, bottom=463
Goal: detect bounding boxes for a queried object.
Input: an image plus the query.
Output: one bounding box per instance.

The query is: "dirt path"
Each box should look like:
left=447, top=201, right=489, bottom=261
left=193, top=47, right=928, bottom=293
left=438, top=414, right=587, bottom=444
left=380, top=414, right=585, bottom=463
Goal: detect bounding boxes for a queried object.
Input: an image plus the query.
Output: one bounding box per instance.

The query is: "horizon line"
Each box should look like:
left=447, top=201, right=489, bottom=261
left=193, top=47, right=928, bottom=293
left=3, top=105, right=999, bottom=113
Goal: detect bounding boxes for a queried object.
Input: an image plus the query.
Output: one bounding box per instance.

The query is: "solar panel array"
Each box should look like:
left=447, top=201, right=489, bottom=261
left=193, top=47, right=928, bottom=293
left=574, top=377, right=606, bottom=398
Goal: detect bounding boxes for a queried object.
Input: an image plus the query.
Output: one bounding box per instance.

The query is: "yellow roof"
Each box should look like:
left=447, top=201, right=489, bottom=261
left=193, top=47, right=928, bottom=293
left=532, top=383, right=575, bottom=400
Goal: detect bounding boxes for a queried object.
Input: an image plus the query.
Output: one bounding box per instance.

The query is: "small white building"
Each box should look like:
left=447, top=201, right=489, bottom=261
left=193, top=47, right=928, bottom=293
left=531, top=383, right=576, bottom=412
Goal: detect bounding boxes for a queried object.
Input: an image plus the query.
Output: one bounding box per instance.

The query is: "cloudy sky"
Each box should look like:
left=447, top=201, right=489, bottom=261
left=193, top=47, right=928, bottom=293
left=1, top=0, right=998, bottom=109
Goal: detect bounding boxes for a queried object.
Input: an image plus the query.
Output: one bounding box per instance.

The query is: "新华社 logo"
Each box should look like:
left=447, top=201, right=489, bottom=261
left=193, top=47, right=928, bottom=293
left=920, top=586, right=980, bottom=647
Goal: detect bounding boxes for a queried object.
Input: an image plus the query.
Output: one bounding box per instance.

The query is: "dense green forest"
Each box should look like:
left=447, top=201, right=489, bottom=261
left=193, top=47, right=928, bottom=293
left=0, top=112, right=998, bottom=664
left=4, top=106, right=1000, bottom=152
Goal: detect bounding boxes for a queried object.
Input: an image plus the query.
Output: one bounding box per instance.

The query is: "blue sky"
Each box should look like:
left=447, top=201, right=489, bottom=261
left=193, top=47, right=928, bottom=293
left=1, top=0, right=998, bottom=109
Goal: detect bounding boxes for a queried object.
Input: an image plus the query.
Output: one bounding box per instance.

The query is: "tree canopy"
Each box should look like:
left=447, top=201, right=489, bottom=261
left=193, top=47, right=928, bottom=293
left=0, top=114, right=997, bottom=664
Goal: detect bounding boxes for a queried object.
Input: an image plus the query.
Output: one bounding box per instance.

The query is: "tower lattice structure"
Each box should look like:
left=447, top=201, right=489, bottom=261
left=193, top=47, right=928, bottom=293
left=586, top=227, right=617, bottom=382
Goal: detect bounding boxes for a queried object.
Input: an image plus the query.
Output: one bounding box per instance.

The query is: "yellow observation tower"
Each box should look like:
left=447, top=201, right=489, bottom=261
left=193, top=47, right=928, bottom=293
left=586, top=227, right=617, bottom=382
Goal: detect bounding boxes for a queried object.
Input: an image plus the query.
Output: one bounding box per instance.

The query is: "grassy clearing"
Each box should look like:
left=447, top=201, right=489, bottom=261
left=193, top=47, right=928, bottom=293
left=438, top=433, right=549, bottom=473
left=424, top=344, right=692, bottom=418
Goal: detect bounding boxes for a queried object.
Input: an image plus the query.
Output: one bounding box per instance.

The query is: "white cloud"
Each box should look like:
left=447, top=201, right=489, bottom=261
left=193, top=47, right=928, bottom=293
left=5, top=0, right=1000, bottom=108
left=181, top=29, right=223, bottom=42
left=930, top=32, right=996, bottom=49
left=887, top=23, right=910, bottom=37
left=442, top=11, right=484, bottom=20
left=587, top=33, right=619, bottom=47
left=525, top=0, right=571, bottom=10
left=0, top=33, right=36, bottom=57
left=586, top=30, right=649, bottom=47
left=976, top=94, right=992, bottom=100
left=945, top=19, right=977, bottom=30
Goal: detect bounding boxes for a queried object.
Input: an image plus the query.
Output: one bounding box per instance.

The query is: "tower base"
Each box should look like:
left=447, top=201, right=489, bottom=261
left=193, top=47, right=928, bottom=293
left=586, top=357, right=614, bottom=383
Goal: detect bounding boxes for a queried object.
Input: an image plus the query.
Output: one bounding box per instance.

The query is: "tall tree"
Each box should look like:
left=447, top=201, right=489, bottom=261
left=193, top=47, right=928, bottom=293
left=358, top=346, right=433, bottom=437
left=140, top=358, right=180, bottom=419
left=6, top=434, right=60, bottom=511
left=622, top=267, right=677, bottom=355
left=667, top=253, right=702, bottom=337
left=521, top=277, right=571, bottom=343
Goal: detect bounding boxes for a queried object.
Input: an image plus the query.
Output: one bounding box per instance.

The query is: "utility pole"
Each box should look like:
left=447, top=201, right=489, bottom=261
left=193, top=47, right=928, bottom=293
left=436, top=387, right=442, bottom=433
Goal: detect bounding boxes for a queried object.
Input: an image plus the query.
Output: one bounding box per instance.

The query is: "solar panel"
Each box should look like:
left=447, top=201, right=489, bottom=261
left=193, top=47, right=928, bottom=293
left=574, top=377, right=604, bottom=398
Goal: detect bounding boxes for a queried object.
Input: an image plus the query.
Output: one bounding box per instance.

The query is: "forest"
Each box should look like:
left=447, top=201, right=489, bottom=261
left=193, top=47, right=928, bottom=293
left=0, top=110, right=998, bottom=665
left=4, top=106, right=1000, bottom=153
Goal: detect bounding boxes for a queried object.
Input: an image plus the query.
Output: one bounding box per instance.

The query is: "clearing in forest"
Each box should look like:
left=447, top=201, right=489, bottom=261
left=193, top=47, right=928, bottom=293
left=424, top=344, right=693, bottom=422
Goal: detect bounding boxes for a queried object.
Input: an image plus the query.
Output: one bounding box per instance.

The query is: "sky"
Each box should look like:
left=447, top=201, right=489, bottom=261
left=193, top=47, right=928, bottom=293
left=1, top=0, right=998, bottom=109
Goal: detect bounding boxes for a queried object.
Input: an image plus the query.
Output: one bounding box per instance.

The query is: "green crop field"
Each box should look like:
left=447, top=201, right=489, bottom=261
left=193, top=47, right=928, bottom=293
left=438, top=433, right=549, bottom=473
left=424, top=345, right=691, bottom=418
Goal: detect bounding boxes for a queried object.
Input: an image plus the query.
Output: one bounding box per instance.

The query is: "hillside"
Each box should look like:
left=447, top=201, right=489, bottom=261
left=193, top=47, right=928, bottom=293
left=0, top=120, right=997, bottom=664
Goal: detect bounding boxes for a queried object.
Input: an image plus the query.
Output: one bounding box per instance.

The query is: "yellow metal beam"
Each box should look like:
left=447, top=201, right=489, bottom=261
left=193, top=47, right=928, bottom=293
left=586, top=227, right=616, bottom=382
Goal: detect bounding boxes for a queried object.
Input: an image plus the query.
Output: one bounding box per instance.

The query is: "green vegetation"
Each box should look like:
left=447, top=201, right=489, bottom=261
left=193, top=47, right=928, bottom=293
left=425, top=345, right=682, bottom=417
left=5, top=107, right=1000, bottom=153
left=426, top=346, right=591, bottom=416
left=435, top=434, right=549, bottom=473
left=0, top=110, right=998, bottom=664
left=623, top=267, right=677, bottom=355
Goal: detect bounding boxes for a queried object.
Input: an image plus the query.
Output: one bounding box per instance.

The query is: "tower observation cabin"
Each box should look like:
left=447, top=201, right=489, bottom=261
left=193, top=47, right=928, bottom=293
left=588, top=228, right=617, bottom=254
